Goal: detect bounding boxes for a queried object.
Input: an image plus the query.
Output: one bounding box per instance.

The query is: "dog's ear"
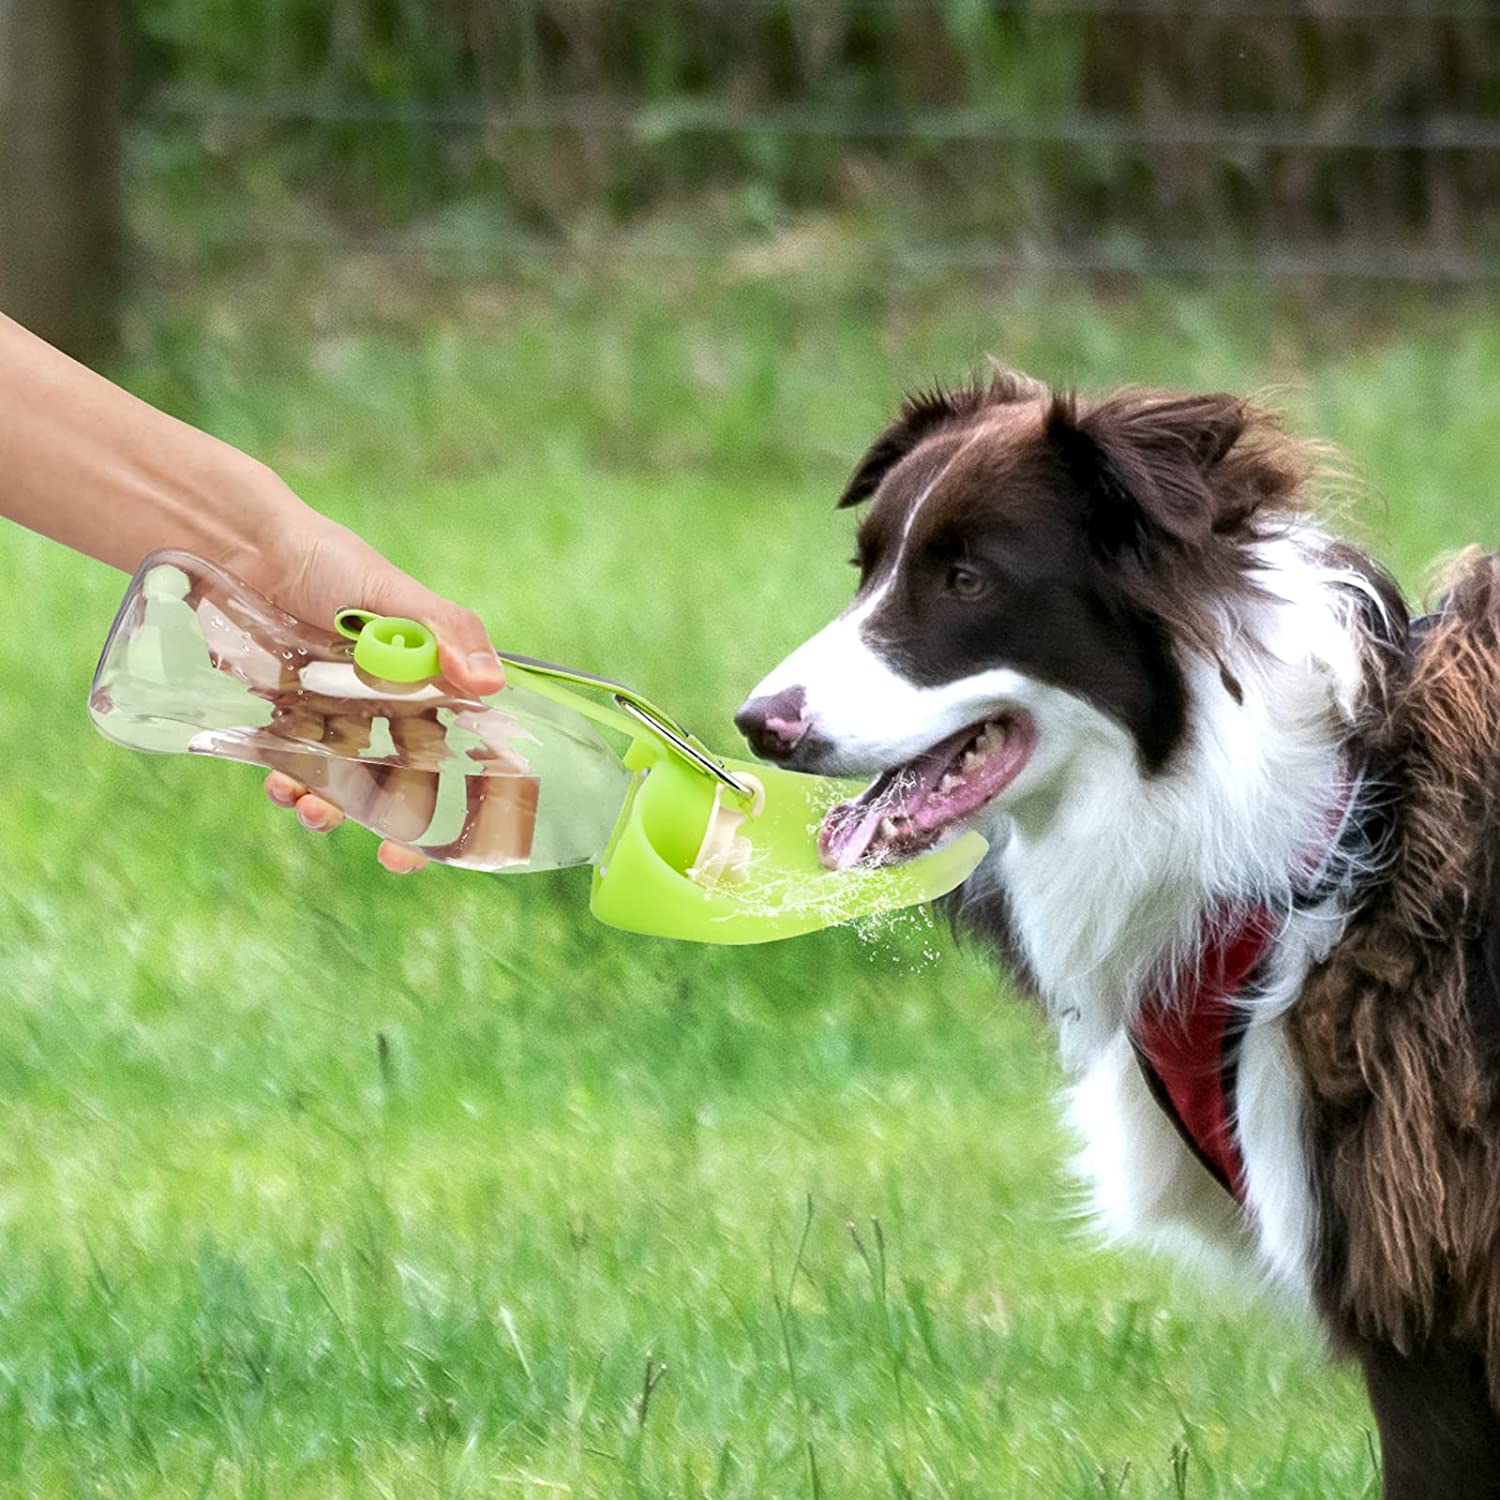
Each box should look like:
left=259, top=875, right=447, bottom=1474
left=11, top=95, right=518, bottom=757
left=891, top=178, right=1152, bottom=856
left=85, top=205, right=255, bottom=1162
left=1044, top=391, right=1247, bottom=554
left=839, top=369, right=1048, bottom=508
left=839, top=387, right=982, bottom=508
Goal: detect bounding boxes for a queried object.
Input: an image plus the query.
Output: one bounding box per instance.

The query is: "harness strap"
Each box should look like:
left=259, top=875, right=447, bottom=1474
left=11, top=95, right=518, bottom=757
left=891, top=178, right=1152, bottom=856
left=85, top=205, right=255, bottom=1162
left=1128, top=909, right=1274, bottom=1203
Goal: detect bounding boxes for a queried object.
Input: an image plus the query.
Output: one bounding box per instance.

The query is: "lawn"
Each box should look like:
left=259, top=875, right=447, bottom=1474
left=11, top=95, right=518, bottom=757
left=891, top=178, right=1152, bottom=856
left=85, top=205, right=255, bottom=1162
left=3, top=264, right=1499, bottom=1497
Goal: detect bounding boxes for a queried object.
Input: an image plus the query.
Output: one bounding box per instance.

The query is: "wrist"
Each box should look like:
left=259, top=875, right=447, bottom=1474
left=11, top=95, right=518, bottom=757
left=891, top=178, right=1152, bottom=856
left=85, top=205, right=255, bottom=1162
left=212, top=452, right=306, bottom=581
left=107, top=418, right=308, bottom=582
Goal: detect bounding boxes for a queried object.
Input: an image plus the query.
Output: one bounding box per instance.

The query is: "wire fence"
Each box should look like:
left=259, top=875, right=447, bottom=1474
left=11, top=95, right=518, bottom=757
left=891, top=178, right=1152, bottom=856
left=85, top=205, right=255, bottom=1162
left=128, top=0, right=1500, bottom=285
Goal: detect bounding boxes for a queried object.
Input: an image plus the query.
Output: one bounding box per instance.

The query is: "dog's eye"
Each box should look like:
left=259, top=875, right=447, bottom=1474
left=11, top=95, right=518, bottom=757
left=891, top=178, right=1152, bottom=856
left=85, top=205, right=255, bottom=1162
left=946, top=564, right=989, bottom=600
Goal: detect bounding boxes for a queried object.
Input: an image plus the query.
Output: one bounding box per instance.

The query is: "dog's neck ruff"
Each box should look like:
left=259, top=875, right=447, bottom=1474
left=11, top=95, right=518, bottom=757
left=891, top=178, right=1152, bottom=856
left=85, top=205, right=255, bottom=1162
left=1128, top=763, right=1381, bottom=1204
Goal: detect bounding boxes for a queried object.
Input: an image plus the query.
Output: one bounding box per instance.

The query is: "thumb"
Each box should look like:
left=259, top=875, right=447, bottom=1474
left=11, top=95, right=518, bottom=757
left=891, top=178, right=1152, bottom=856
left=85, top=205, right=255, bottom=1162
left=421, top=597, right=507, bottom=695
left=357, top=572, right=506, bottom=696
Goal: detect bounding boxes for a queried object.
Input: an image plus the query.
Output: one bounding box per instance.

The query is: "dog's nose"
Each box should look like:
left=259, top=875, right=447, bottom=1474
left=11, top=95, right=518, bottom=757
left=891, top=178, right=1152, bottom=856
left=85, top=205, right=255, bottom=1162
left=734, top=686, right=811, bottom=762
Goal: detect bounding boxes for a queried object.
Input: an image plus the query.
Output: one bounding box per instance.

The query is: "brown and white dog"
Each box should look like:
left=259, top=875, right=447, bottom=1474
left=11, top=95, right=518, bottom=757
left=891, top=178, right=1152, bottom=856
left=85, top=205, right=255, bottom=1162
left=734, top=371, right=1500, bottom=1498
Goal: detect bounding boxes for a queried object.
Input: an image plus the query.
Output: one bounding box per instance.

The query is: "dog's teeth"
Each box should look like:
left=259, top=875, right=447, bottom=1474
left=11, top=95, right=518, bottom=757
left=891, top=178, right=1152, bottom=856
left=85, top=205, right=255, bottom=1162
left=879, top=817, right=899, bottom=839
left=939, top=774, right=960, bottom=793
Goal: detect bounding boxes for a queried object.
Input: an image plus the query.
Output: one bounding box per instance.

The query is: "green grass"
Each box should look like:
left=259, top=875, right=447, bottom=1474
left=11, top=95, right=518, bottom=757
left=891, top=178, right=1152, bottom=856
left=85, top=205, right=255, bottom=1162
left=5, top=266, right=1500, bottom=1496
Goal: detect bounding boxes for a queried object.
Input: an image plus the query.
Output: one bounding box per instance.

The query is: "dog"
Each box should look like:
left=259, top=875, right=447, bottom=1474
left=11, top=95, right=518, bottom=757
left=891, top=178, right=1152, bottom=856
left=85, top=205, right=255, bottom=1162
left=733, top=370, right=1500, bottom=1498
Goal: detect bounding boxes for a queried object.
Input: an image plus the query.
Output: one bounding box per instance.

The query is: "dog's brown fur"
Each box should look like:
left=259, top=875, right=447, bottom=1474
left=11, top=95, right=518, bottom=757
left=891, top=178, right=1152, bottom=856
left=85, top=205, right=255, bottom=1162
left=1297, top=553, right=1500, bottom=1372
left=1292, top=551, right=1500, bottom=1487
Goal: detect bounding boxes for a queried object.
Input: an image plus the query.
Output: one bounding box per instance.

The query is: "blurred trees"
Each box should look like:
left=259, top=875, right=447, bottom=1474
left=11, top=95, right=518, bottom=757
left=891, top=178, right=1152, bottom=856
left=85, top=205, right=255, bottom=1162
left=4, top=0, right=1499, bottom=350
left=129, top=1, right=1500, bottom=277
left=0, top=0, right=125, bottom=363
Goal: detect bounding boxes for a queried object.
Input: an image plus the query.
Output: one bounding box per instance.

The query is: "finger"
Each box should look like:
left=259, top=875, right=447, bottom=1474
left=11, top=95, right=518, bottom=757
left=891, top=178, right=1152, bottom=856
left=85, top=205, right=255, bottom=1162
left=378, top=841, right=429, bottom=875
left=294, top=794, right=346, bottom=833
left=372, top=714, right=443, bottom=843
left=265, top=771, right=304, bottom=807
left=425, top=603, right=506, bottom=696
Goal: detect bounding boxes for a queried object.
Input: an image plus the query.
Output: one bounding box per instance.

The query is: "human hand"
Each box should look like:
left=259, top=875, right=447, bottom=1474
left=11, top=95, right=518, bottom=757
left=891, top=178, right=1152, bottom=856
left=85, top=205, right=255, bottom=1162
left=240, top=497, right=507, bottom=874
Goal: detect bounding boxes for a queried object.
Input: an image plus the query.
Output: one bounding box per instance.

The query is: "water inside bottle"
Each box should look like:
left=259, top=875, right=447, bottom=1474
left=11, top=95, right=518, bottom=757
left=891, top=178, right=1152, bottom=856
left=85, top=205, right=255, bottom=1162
left=89, top=551, right=631, bottom=872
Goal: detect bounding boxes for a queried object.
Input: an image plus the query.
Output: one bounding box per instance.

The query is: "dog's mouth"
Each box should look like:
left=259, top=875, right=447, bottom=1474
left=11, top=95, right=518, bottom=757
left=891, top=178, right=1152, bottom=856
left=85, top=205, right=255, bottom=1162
left=818, top=710, right=1037, bottom=870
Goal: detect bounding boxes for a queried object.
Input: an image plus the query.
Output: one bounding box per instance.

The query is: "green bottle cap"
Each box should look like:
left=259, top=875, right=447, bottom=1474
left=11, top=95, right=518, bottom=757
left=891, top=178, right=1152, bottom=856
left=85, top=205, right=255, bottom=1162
left=334, top=608, right=441, bottom=683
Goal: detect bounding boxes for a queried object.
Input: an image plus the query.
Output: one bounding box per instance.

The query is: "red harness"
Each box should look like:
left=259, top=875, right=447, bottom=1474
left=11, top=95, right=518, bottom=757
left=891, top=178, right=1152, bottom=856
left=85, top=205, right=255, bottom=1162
left=1127, top=770, right=1372, bottom=1205
left=1127, top=907, right=1275, bottom=1203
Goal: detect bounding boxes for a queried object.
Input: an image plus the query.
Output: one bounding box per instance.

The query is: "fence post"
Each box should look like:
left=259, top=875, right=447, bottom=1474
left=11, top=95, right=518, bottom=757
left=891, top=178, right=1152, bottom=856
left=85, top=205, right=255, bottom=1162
left=0, top=0, right=126, bottom=364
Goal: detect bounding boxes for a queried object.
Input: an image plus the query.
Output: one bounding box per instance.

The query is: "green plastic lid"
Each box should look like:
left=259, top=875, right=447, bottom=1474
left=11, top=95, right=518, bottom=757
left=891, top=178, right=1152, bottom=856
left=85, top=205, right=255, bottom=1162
left=334, top=608, right=441, bottom=683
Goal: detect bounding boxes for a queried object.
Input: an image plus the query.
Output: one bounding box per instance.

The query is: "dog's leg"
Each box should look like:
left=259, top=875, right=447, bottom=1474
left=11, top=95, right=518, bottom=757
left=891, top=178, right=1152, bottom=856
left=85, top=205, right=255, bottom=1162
left=1358, top=1338, right=1500, bottom=1498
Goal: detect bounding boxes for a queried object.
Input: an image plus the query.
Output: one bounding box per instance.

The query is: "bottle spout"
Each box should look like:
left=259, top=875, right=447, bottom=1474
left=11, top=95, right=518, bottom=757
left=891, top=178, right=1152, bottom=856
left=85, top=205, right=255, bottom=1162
left=588, top=736, right=987, bottom=945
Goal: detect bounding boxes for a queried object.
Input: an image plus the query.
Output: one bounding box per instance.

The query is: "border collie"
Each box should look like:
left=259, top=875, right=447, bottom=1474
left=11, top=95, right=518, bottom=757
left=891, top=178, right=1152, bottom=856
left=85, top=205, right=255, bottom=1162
left=734, top=371, right=1500, bottom=1498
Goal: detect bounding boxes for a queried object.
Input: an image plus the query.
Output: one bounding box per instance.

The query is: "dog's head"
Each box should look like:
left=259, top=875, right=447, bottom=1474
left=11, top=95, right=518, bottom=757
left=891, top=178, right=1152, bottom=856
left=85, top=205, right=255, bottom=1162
left=735, top=371, right=1309, bottom=868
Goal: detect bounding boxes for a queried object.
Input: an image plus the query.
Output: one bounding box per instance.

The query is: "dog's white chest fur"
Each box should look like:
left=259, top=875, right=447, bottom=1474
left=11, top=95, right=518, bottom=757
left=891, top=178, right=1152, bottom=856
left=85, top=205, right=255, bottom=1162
left=1061, top=979, right=1321, bottom=1299
left=991, top=812, right=1334, bottom=1301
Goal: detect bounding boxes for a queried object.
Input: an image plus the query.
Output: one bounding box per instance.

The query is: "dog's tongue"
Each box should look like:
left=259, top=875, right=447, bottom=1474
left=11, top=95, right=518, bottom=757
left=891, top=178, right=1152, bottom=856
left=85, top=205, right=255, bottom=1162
left=817, top=715, right=1036, bottom=871
left=818, top=725, right=980, bottom=871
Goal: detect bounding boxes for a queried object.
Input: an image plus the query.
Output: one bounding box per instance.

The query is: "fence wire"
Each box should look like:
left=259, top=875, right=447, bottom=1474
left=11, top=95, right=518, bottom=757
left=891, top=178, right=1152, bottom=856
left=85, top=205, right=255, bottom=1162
left=130, top=0, right=1500, bottom=285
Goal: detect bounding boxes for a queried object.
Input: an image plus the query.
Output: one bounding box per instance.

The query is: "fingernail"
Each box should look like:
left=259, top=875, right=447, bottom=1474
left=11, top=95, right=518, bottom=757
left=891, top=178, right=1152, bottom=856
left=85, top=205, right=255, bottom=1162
left=467, top=650, right=505, bottom=684
left=296, top=805, right=329, bottom=832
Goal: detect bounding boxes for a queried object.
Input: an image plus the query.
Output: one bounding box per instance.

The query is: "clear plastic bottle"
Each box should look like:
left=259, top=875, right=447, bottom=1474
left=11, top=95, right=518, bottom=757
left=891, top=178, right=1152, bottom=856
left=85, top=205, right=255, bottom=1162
left=89, top=550, right=631, bottom=872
